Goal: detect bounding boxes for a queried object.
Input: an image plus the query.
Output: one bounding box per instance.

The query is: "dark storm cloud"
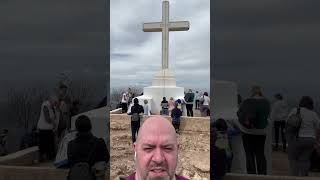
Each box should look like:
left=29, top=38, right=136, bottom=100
left=214, top=0, right=320, bottom=28
left=0, top=0, right=108, bottom=95
left=213, top=0, right=320, bottom=99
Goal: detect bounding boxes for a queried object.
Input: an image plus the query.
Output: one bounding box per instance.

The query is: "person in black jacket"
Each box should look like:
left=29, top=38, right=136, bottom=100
left=129, top=98, right=144, bottom=143
left=67, top=115, right=109, bottom=170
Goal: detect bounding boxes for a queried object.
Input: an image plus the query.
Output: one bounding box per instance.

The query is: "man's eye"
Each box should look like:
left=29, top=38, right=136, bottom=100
left=164, top=147, right=173, bottom=151
left=143, top=148, right=153, bottom=151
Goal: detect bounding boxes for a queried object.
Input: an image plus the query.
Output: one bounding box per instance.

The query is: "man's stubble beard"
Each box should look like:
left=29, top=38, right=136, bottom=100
left=136, top=164, right=175, bottom=180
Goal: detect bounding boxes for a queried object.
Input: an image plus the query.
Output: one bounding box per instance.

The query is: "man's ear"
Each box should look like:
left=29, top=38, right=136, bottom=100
left=133, top=142, right=137, bottom=154
left=133, top=142, right=137, bottom=151
left=133, top=142, right=137, bottom=160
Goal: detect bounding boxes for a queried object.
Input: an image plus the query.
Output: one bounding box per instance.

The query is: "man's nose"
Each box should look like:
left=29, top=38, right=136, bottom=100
left=152, top=148, right=165, bottom=163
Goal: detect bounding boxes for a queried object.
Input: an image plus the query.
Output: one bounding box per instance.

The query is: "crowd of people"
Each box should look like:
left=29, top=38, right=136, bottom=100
left=212, top=85, right=320, bottom=179
left=120, top=88, right=211, bottom=118
left=36, top=84, right=109, bottom=180
left=119, top=88, right=210, bottom=144
left=0, top=83, right=110, bottom=180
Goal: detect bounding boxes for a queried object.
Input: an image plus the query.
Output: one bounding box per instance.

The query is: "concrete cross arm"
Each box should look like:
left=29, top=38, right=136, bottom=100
left=169, top=21, right=190, bottom=31
left=143, top=22, right=162, bottom=32
left=143, top=21, right=190, bottom=32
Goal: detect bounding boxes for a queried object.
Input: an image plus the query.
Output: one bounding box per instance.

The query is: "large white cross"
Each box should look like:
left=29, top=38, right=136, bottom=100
left=143, top=0, right=190, bottom=70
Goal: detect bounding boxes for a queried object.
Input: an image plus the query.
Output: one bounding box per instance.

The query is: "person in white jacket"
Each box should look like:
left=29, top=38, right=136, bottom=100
left=200, top=92, right=210, bottom=117
left=37, top=96, right=59, bottom=161
left=143, top=99, right=151, bottom=116
left=287, top=96, right=320, bottom=176
left=270, top=93, right=289, bottom=151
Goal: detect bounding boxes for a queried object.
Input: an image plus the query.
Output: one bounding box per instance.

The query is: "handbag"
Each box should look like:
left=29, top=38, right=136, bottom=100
left=286, top=107, right=302, bottom=139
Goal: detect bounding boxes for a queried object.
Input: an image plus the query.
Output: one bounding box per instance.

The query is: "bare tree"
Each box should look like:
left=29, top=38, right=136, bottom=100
left=110, top=88, right=123, bottom=109
left=68, top=79, right=99, bottom=113
left=56, top=72, right=104, bottom=113
left=110, top=86, right=143, bottom=110
left=6, top=87, right=49, bottom=132
left=128, top=85, right=143, bottom=97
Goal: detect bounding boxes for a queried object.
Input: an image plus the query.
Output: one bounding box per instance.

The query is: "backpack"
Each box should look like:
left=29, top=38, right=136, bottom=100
left=68, top=162, right=95, bottom=180
left=68, top=141, right=97, bottom=180
left=286, top=107, right=302, bottom=139
left=131, top=113, right=140, bottom=122
left=199, top=96, right=205, bottom=105
left=215, top=131, right=232, bottom=159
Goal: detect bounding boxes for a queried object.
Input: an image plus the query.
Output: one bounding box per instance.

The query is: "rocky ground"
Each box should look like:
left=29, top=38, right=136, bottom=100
left=110, top=113, right=210, bottom=180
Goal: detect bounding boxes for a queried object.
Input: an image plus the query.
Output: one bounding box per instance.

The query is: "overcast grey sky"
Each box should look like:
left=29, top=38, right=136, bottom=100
left=0, top=0, right=108, bottom=102
left=110, top=0, right=210, bottom=91
left=212, top=0, right=320, bottom=102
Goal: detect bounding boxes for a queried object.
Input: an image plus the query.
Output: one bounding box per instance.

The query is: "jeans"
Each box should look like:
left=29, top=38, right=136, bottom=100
left=274, top=120, right=286, bottom=150
left=289, top=137, right=315, bottom=176
left=242, top=133, right=267, bottom=175
left=186, top=104, right=194, bottom=117
left=121, top=103, right=128, bottom=113
left=161, top=108, right=169, bottom=115
left=201, top=105, right=209, bottom=117
left=195, top=100, right=200, bottom=109
left=131, top=120, right=140, bottom=143
left=38, top=130, right=55, bottom=160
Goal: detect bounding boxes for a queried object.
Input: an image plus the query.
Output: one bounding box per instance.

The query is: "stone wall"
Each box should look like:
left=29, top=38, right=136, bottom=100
left=0, top=165, right=67, bottom=180
left=0, top=146, right=38, bottom=166
left=110, top=108, right=122, bottom=114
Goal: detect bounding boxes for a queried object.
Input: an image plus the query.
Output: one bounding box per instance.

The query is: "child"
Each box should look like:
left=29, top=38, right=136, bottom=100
left=212, top=118, right=239, bottom=179
left=171, top=102, right=182, bottom=134
left=175, top=99, right=183, bottom=114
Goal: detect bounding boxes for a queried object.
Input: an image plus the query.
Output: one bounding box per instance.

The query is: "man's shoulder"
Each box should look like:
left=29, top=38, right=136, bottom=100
left=175, top=174, right=189, bottom=180
left=125, top=173, right=135, bottom=180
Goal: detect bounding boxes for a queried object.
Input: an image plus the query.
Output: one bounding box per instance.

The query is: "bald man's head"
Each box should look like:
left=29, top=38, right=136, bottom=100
left=134, top=116, right=179, bottom=180
left=136, top=116, right=177, bottom=144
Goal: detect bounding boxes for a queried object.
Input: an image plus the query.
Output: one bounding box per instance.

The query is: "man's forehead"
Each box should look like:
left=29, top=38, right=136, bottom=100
left=137, top=116, right=177, bottom=144
left=138, top=134, right=177, bottom=146
left=143, top=124, right=172, bottom=133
